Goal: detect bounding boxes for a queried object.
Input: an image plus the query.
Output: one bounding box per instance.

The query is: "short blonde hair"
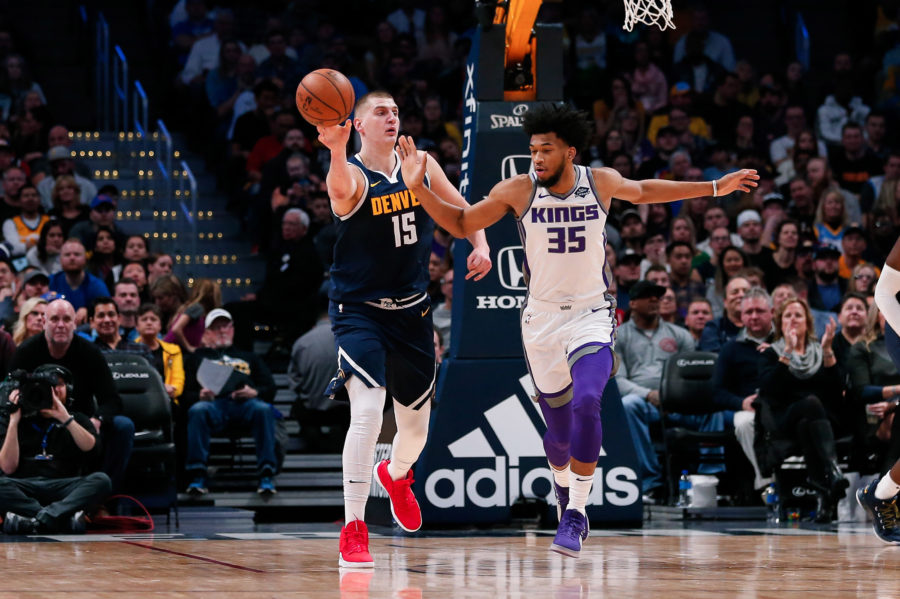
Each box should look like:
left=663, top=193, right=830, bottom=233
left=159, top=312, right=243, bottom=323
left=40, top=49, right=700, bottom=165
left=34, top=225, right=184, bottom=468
left=354, top=91, right=395, bottom=119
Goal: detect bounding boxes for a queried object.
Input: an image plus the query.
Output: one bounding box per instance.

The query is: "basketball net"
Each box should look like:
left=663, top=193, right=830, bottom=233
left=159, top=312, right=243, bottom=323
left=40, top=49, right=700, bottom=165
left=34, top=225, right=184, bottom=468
left=622, top=0, right=675, bottom=31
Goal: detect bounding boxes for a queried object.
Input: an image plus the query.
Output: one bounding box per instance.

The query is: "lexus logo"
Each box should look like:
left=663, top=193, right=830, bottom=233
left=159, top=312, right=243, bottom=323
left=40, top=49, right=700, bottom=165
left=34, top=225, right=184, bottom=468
left=512, top=104, right=529, bottom=116
left=501, top=155, right=533, bottom=180
left=497, top=246, right=526, bottom=291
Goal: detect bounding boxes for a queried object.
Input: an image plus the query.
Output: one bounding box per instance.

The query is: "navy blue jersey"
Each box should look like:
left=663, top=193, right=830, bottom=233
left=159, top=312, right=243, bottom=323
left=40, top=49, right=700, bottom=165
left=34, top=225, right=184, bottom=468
left=329, top=151, right=435, bottom=303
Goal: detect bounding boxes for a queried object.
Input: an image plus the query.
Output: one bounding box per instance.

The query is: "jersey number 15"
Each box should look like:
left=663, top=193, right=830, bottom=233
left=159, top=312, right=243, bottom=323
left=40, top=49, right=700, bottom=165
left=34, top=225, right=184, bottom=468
left=392, top=212, right=418, bottom=248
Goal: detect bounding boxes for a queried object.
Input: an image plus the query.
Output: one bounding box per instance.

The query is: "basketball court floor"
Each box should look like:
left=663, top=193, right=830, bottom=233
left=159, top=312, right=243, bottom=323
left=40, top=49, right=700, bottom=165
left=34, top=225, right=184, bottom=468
left=2, top=509, right=898, bottom=598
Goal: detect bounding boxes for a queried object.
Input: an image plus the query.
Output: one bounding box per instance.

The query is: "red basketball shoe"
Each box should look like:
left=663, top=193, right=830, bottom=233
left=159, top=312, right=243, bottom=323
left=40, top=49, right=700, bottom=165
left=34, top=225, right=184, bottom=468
left=374, top=460, right=422, bottom=532
left=339, top=520, right=374, bottom=568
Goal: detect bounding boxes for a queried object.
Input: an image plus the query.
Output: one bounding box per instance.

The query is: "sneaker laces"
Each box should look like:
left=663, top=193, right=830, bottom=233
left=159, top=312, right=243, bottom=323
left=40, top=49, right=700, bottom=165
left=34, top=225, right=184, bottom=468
left=393, top=475, right=417, bottom=508
left=345, top=527, right=368, bottom=554
left=876, top=499, right=899, bottom=530
left=562, top=511, right=585, bottom=537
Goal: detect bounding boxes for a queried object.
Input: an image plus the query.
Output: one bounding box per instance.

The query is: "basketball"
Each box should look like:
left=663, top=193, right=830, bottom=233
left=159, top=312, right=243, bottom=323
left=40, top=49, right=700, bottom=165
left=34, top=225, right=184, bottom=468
left=295, top=68, right=356, bottom=127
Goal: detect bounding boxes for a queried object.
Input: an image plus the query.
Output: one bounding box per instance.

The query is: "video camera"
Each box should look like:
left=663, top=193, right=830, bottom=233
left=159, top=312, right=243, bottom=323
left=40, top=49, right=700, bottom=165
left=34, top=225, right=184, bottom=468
left=0, top=366, right=73, bottom=419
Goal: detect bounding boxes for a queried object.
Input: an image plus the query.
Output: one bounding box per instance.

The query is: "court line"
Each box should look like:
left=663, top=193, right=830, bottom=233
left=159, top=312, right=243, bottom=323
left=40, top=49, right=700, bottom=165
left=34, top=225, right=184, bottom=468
left=121, top=540, right=267, bottom=572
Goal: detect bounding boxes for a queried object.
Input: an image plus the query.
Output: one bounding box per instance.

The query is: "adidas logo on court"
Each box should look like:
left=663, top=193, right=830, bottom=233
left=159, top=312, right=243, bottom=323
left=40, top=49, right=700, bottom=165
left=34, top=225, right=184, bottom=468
left=423, top=374, right=640, bottom=509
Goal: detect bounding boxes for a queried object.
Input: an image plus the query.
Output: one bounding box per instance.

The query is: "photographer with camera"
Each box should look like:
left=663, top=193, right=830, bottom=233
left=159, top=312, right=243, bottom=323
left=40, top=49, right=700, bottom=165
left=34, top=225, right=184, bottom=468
left=0, top=364, right=111, bottom=534
left=10, top=299, right=133, bottom=492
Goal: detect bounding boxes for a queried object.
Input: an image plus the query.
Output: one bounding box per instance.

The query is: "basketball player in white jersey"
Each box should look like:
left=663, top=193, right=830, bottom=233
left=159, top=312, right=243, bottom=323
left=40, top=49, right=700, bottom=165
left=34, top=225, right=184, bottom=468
left=397, top=103, right=758, bottom=557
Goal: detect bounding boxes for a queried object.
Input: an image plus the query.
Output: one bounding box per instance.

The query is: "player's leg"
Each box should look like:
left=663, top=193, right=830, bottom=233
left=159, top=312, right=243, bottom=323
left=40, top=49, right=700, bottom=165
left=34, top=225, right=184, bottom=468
left=327, top=303, right=389, bottom=567
left=537, top=397, right=573, bottom=520
left=373, top=304, right=435, bottom=533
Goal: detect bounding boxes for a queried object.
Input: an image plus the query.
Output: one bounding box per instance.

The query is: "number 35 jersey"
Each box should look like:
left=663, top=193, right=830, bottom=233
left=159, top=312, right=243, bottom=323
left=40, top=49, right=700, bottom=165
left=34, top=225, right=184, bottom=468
left=516, top=165, right=613, bottom=306
left=329, top=151, right=435, bottom=303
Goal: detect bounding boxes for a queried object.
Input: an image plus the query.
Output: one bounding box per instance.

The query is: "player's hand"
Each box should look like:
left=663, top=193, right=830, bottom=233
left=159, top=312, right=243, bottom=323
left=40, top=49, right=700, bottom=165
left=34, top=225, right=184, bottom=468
left=397, top=136, right=427, bottom=190
left=716, top=169, right=759, bottom=195
left=465, top=245, right=492, bottom=281
left=316, top=120, right=353, bottom=152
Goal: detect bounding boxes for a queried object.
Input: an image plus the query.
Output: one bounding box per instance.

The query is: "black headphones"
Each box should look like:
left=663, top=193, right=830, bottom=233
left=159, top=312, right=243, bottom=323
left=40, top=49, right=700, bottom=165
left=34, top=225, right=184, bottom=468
left=34, top=364, right=75, bottom=406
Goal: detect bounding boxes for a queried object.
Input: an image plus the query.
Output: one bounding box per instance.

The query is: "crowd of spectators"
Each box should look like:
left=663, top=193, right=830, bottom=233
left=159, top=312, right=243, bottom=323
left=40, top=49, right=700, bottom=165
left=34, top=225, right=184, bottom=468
left=0, top=0, right=899, bottom=528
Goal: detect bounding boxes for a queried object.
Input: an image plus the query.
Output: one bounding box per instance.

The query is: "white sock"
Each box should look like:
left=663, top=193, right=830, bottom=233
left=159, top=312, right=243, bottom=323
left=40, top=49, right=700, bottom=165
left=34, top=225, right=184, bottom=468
left=551, top=463, right=570, bottom=488
left=568, top=473, right=594, bottom=514
left=875, top=472, right=900, bottom=500
left=388, top=397, right=432, bottom=481
left=343, top=376, right=385, bottom=523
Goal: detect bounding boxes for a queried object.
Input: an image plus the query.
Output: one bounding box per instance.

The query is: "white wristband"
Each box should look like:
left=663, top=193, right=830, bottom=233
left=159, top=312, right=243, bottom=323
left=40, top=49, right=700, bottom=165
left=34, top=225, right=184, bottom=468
left=875, top=264, right=900, bottom=332
left=712, top=179, right=718, bottom=197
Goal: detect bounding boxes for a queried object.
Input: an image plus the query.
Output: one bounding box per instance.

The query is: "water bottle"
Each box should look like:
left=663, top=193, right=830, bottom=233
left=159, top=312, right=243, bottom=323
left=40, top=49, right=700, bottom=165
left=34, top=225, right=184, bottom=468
left=763, top=483, right=779, bottom=523
left=678, top=470, right=692, bottom=507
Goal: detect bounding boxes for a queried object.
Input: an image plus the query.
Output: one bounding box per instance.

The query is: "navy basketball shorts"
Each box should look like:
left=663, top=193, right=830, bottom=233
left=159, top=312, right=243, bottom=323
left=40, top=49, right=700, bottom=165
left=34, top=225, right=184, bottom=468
left=326, top=295, right=436, bottom=409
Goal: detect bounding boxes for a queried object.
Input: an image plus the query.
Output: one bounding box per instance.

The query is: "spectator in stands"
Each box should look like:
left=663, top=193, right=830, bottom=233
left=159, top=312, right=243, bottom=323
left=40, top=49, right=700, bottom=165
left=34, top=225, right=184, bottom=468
left=48, top=175, right=89, bottom=237
left=628, top=41, right=668, bottom=113
left=617, top=280, right=715, bottom=501
left=699, top=276, right=750, bottom=351
left=25, top=218, right=62, bottom=274
left=147, top=253, right=174, bottom=285
left=838, top=224, right=876, bottom=282
left=0, top=165, right=26, bottom=219
left=288, top=293, right=347, bottom=452
left=756, top=297, right=846, bottom=522
left=816, top=74, right=870, bottom=146
left=86, top=226, right=120, bottom=291
left=133, top=303, right=183, bottom=401
left=205, top=40, right=247, bottom=127
left=164, top=278, right=220, bottom=353
left=813, top=188, right=849, bottom=250
left=684, top=297, right=714, bottom=346
left=614, top=248, right=643, bottom=313
left=672, top=32, right=725, bottom=96
left=0, top=363, right=110, bottom=535
left=170, top=0, right=213, bottom=67
left=761, top=218, right=800, bottom=290
left=112, top=236, right=149, bottom=283
left=770, top=105, right=826, bottom=167
left=86, top=297, right=148, bottom=357
left=111, top=278, right=141, bottom=341
left=11, top=296, right=45, bottom=345
left=70, top=194, right=125, bottom=249
left=3, top=183, right=47, bottom=257
left=849, top=263, right=879, bottom=294
left=2, top=54, right=46, bottom=110
left=183, top=308, right=278, bottom=495
left=829, top=123, right=883, bottom=196
left=807, top=244, right=846, bottom=312
left=36, top=146, right=96, bottom=211
left=706, top=245, right=748, bottom=318
left=48, top=239, right=109, bottom=323
left=735, top=209, right=771, bottom=267
left=119, top=261, right=149, bottom=303
left=179, top=8, right=241, bottom=86
left=230, top=79, right=280, bottom=162
left=150, top=274, right=186, bottom=332
left=44, top=125, right=90, bottom=178
left=637, top=126, right=681, bottom=180
left=257, top=30, right=301, bottom=91
left=10, top=299, right=133, bottom=492
left=432, top=266, right=452, bottom=351
left=712, top=287, right=775, bottom=491
left=16, top=269, right=49, bottom=310
left=864, top=111, right=890, bottom=163
left=847, top=303, right=900, bottom=471
left=659, top=287, right=679, bottom=324
left=667, top=241, right=706, bottom=319
left=672, top=4, right=736, bottom=71
left=832, top=292, right=869, bottom=366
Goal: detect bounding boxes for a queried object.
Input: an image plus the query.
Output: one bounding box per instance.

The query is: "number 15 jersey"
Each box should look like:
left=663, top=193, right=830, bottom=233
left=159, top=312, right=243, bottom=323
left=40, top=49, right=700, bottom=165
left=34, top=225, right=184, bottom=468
left=329, top=151, right=434, bottom=303
left=516, top=165, right=613, bottom=306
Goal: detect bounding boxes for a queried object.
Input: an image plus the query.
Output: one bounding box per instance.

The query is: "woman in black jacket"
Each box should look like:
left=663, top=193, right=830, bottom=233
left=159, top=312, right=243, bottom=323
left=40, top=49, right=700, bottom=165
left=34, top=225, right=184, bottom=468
left=758, top=296, right=848, bottom=522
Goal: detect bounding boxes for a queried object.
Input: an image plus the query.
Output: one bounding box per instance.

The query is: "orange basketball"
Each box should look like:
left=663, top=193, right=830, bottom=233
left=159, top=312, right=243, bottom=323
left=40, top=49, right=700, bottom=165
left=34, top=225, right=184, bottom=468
left=295, top=68, right=356, bottom=127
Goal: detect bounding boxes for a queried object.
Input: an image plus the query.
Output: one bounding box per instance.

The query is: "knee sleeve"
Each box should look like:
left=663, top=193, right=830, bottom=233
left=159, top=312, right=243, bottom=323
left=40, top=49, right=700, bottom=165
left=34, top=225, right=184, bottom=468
left=342, top=376, right=385, bottom=522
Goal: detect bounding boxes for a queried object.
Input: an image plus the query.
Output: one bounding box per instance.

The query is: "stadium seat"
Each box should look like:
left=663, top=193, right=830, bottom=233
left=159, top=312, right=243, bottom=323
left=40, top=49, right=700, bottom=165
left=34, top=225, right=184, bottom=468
left=104, top=351, right=178, bottom=525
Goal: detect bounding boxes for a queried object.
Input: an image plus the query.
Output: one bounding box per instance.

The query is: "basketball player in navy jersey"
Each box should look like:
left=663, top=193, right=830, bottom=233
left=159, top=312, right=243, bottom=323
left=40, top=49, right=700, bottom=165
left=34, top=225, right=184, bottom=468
left=398, top=104, right=758, bottom=557
left=317, top=91, right=491, bottom=568
left=858, top=237, right=900, bottom=543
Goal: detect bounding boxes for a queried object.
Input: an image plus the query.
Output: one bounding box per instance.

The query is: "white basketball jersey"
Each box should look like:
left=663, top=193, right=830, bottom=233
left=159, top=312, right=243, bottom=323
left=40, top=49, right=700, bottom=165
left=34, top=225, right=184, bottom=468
left=516, top=165, right=614, bottom=306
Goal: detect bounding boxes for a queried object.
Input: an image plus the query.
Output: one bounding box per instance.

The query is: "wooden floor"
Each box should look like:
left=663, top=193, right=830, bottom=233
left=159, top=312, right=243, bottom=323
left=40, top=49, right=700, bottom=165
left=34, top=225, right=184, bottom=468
left=1, top=522, right=899, bottom=598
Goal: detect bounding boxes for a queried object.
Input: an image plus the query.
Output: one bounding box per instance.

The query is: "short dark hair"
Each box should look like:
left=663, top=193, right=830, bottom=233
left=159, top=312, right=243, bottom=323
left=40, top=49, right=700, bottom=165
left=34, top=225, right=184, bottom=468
left=837, top=291, right=868, bottom=314
left=88, top=296, right=117, bottom=320
left=253, top=78, right=280, bottom=98
left=137, top=302, right=162, bottom=320
left=521, top=104, right=592, bottom=152
left=114, top=277, right=139, bottom=292
left=666, top=240, right=694, bottom=256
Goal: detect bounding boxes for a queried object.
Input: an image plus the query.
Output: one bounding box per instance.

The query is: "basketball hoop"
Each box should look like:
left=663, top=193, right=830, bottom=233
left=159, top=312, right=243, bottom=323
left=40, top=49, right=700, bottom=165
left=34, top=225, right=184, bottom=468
left=622, top=0, right=676, bottom=31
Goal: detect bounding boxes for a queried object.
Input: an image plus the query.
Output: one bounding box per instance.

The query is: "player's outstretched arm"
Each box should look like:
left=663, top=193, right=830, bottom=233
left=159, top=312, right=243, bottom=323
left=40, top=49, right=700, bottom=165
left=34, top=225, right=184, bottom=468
left=596, top=167, right=758, bottom=205
left=398, top=135, right=513, bottom=240
left=318, top=120, right=364, bottom=216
